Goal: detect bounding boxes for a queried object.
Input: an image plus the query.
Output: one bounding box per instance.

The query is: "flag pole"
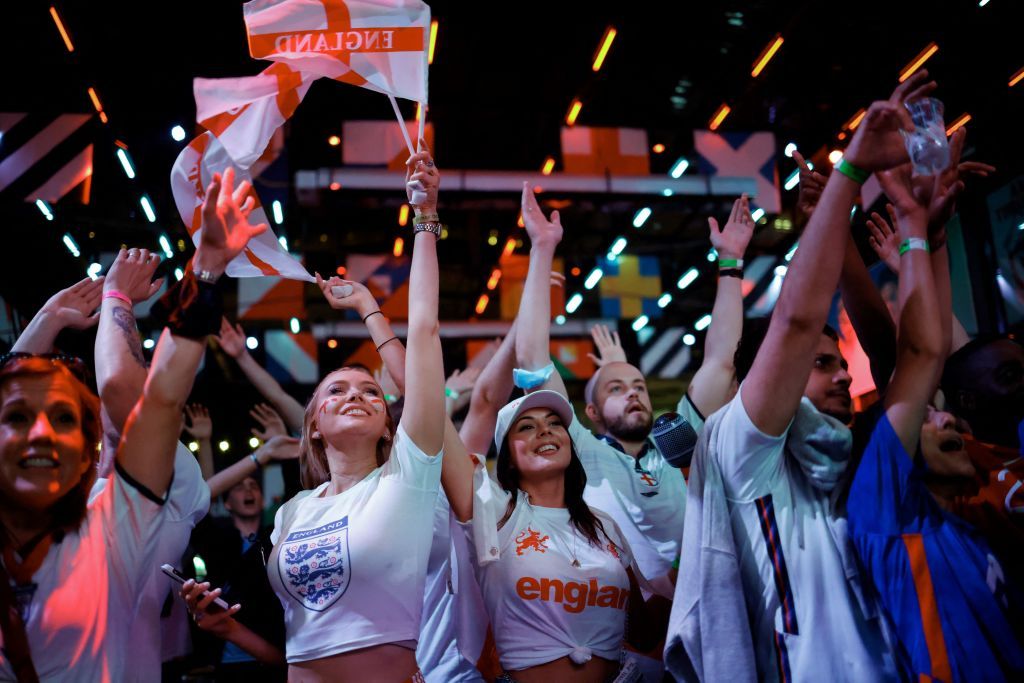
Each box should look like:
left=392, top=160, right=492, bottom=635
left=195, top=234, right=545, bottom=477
left=417, top=103, right=426, bottom=152
left=388, top=93, right=416, bottom=157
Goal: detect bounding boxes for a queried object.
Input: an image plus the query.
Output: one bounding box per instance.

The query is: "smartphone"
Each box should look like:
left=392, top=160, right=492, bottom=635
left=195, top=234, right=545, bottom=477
left=161, top=564, right=230, bottom=612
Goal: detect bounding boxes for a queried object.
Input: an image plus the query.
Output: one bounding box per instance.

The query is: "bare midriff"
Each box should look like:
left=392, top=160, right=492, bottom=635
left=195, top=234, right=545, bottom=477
left=510, top=655, right=619, bottom=683
left=287, top=643, right=418, bottom=683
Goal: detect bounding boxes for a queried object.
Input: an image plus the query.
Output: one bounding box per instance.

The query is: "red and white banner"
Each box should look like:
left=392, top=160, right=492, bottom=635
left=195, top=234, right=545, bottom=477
left=244, top=0, right=430, bottom=103
left=170, top=131, right=313, bottom=281
left=194, top=63, right=315, bottom=169
left=560, top=126, right=650, bottom=175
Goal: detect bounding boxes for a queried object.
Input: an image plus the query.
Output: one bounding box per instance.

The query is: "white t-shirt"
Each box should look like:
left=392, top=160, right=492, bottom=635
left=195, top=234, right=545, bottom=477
left=417, top=490, right=483, bottom=682
left=711, top=389, right=894, bottom=682
left=569, top=416, right=686, bottom=581
left=465, top=467, right=633, bottom=672
left=268, top=425, right=442, bottom=664
left=86, top=443, right=210, bottom=681
left=0, top=449, right=207, bottom=682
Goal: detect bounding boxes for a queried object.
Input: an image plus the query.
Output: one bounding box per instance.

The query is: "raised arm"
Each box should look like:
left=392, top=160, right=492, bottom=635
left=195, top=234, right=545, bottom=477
left=182, top=404, right=216, bottom=480
left=398, top=141, right=445, bottom=454
left=516, top=183, right=569, bottom=398
left=215, top=318, right=305, bottom=432
left=743, top=74, right=932, bottom=435
left=878, top=163, right=949, bottom=453
left=118, top=167, right=266, bottom=496
left=688, top=195, right=754, bottom=417
left=95, top=249, right=165, bottom=428
left=206, top=434, right=299, bottom=500
left=12, top=276, right=104, bottom=353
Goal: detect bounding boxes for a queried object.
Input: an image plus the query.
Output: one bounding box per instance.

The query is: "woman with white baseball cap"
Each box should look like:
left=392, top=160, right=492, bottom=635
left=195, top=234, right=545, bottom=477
left=443, top=381, right=663, bottom=682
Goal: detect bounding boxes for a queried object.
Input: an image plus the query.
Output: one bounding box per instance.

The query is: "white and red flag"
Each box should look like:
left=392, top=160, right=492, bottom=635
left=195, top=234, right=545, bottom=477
left=243, top=0, right=430, bottom=103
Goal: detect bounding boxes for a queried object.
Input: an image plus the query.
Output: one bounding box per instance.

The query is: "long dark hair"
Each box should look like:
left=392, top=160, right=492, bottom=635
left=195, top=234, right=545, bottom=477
left=495, top=436, right=612, bottom=549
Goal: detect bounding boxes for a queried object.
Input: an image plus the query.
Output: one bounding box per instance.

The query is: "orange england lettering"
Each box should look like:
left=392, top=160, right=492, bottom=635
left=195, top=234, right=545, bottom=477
left=515, top=576, right=627, bottom=613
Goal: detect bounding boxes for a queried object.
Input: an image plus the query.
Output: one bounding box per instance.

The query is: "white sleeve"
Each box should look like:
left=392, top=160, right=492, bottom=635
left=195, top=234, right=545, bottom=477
left=712, top=385, right=788, bottom=502
left=164, top=442, right=210, bottom=525
left=568, top=413, right=606, bottom=469
left=382, top=423, right=443, bottom=490
left=463, top=456, right=512, bottom=566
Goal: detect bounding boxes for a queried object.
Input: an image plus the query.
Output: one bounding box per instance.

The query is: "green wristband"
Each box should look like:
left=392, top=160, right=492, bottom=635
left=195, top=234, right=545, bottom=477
left=898, top=237, right=930, bottom=255
left=718, top=258, right=744, bottom=269
left=835, top=158, right=869, bottom=185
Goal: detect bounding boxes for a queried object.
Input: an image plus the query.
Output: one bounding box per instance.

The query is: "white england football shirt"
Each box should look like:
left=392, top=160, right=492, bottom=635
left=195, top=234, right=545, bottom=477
left=268, top=425, right=442, bottom=664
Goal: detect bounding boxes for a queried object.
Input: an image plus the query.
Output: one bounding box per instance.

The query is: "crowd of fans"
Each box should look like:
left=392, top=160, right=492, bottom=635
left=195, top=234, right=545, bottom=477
left=0, top=71, right=1021, bottom=682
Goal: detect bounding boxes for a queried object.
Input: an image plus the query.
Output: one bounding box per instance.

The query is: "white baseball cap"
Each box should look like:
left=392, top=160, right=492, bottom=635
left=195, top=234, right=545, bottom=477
left=493, top=390, right=575, bottom=452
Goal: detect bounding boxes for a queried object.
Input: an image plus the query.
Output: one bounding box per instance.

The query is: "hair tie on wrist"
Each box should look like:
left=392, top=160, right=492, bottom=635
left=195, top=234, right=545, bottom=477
left=719, top=268, right=744, bottom=279
left=103, top=290, right=132, bottom=306
left=376, top=336, right=399, bottom=352
left=362, top=310, right=383, bottom=323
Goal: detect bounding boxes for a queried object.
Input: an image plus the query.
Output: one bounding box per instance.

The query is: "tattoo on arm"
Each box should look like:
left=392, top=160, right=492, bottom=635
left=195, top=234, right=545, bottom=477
left=112, top=306, right=149, bottom=369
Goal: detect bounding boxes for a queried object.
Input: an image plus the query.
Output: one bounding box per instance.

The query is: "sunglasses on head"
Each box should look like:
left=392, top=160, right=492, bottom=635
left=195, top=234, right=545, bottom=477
left=0, top=352, right=90, bottom=383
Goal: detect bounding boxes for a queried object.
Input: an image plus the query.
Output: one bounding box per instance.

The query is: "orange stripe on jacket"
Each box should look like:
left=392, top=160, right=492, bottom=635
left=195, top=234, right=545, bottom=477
left=902, top=534, right=952, bottom=682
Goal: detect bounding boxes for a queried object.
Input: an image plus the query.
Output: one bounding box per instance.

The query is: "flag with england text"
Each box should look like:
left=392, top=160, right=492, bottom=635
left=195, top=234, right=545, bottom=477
left=694, top=130, right=780, bottom=213
left=244, top=0, right=430, bottom=103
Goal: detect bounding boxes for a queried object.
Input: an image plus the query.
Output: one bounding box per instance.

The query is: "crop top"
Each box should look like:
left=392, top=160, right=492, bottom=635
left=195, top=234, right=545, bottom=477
left=267, top=425, right=442, bottom=663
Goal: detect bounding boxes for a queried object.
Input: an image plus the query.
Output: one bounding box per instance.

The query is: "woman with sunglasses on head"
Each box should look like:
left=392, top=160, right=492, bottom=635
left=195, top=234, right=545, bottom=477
left=0, top=166, right=262, bottom=681
left=440, top=191, right=665, bottom=683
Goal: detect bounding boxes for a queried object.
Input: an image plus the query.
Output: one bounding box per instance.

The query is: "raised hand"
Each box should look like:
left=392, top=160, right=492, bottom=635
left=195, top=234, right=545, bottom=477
left=792, top=152, right=828, bottom=219
left=373, top=365, right=402, bottom=401
left=105, top=248, right=164, bottom=303
left=926, top=127, right=994, bottom=235
left=194, top=167, right=268, bottom=279
left=521, top=182, right=563, bottom=248
left=40, top=276, right=105, bottom=330
left=315, top=274, right=379, bottom=318
left=709, top=194, right=755, bottom=260
left=446, top=366, right=481, bottom=397
left=588, top=324, right=628, bottom=367
left=259, top=434, right=300, bottom=461
left=180, top=579, right=241, bottom=638
left=866, top=204, right=902, bottom=273
left=183, top=404, right=213, bottom=440
left=216, top=317, right=247, bottom=359
left=250, top=403, right=287, bottom=440
left=406, top=138, right=439, bottom=212
left=845, top=70, right=936, bottom=173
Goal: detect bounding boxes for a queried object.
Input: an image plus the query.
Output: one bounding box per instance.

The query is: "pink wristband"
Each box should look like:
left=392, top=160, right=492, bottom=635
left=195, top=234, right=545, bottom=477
left=103, top=290, right=132, bottom=306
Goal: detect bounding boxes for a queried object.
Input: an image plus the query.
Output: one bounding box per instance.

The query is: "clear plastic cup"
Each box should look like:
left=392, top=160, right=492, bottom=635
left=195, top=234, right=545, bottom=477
left=901, top=97, right=950, bottom=176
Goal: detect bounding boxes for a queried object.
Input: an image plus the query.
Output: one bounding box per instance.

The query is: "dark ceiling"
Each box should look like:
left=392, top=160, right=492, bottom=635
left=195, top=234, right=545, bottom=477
left=1, top=0, right=1021, bottom=339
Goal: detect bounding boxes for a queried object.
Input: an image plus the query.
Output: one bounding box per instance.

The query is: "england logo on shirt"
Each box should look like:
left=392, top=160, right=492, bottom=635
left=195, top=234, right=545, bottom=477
left=279, top=516, right=351, bottom=611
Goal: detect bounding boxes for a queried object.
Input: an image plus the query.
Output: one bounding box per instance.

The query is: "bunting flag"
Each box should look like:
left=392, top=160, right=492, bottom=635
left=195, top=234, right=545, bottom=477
left=238, top=276, right=307, bottom=320
left=599, top=255, right=661, bottom=319
left=0, top=113, right=94, bottom=204
left=244, top=0, right=431, bottom=103
left=560, top=126, right=649, bottom=175
left=498, top=254, right=565, bottom=321
left=694, top=130, right=781, bottom=213
left=342, top=120, right=435, bottom=169
left=265, top=330, right=319, bottom=384
left=551, top=338, right=596, bottom=380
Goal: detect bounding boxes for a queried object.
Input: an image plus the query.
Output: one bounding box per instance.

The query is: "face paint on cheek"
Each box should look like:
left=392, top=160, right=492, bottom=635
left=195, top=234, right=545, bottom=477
left=367, top=396, right=386, bottom=414
left=319, top=396, right=343, bottom=416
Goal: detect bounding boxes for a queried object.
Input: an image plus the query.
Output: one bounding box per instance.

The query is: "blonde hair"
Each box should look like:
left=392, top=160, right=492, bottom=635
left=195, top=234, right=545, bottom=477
left=298, top=366, right=396, bottom=489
